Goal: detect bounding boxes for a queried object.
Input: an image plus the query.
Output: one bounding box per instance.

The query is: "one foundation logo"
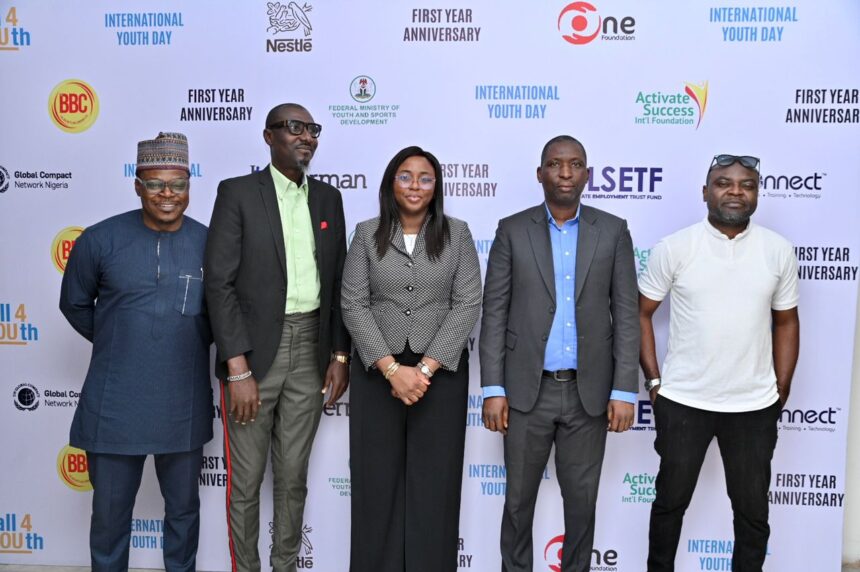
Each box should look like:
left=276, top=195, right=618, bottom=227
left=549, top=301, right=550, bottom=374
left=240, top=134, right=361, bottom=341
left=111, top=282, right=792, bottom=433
left=634, top=81, right=708, bottom=128
left=104, top=11, right=184, bottom=46
left=0, top=166, right=8, bottom=193
left=12, top=383, right=39, bottom=412
left=49, top=79, right=99, bottom=133
left=350, top=75, right=376, bottom=103
left=266, top=1, right=313, bottom=53
left=0, top=6, right=32, bottom=52
left=709, top=6, right=798, bottom=42
left=557, top=2, right=635, bottom=45
left=0, top=513, right=45, bottom=554
left=57, top=444, right=92, bottom=492
left=51, top=226, right=84, bottom=274
left=544, top=535, right=619, bottom=571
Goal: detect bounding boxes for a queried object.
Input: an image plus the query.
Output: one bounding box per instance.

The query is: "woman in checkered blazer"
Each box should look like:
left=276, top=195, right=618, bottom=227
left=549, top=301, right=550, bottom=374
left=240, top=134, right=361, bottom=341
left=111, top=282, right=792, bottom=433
left=342, top=146, right=482, bottom=571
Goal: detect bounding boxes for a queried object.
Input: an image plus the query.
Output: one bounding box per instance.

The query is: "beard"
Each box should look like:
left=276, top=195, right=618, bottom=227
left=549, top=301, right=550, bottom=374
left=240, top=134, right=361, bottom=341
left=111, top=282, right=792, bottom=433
left=708, top=202, right=756, bottom=227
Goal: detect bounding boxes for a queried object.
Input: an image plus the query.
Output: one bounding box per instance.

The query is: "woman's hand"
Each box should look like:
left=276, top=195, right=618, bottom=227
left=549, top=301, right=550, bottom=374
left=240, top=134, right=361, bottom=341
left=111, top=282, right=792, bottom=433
left=388, top=366, right=431, bottom=405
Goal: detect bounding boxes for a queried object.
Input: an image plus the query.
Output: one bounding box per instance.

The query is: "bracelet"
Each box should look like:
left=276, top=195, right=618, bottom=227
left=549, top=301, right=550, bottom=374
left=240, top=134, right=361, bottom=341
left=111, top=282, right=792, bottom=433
left=333, top=354, right=350, bottom=365
left=226, top=370, right=253, bottom=383
left=383, top=361, right=401, bottom=381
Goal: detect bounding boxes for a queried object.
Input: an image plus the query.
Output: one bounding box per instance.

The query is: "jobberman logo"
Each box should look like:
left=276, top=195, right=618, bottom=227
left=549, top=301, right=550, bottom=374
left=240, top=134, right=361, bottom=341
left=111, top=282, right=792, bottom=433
left=557, top=2, right=635, bottom=45
left=49, top=80, right=99, bottom=133
left=634, top=81, right=708, bottom=128
left=544, top=535, right=619, bottom=571
left=57, top=444, right=92, bottom=492
left=51, top=226, right=84, bottom=274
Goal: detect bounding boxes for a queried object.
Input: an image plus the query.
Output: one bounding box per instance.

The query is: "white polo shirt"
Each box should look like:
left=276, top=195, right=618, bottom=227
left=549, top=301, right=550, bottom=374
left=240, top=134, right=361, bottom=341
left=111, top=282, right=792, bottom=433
left=639, top=218, right=799, bottom=412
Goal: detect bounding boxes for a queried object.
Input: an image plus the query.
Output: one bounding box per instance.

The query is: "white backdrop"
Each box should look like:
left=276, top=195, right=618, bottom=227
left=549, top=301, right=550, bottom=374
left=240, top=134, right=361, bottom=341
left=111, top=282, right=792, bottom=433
left=2, top=1, right=859, bottom=570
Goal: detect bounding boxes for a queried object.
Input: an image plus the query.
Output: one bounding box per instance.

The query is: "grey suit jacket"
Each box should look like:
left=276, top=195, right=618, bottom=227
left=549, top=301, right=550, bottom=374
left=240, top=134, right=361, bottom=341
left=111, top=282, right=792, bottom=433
left=479, top=203, right=639, bottom=416
left=341, top=215, right=482, bottom=371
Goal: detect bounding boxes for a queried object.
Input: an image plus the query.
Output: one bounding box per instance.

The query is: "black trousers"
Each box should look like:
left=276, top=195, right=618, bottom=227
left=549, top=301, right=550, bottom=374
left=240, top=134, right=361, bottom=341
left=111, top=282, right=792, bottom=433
left=349, top=345, right=468, bottom=572
left=87, top=448, right=203, bottom=572
left=648, top=395, right=781, bottom=572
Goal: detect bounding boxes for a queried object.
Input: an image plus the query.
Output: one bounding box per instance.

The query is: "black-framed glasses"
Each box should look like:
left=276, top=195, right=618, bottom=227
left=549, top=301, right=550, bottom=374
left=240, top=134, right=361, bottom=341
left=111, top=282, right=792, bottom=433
left=135, top=177, right=190, bottom=195
left=710, top=154, right=760, bottom=172
left=266, top=119, right=322, bottom=138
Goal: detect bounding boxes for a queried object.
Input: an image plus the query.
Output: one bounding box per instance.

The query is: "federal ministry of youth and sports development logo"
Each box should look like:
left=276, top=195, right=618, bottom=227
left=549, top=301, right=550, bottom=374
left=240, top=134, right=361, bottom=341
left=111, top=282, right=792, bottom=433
left=267, top=1, right=312, bottom=36
left=13, top=383, right=40, bottom=411
left=350, top=76, right=376, bottom=103
left=0, top=166, right=9, bottom=193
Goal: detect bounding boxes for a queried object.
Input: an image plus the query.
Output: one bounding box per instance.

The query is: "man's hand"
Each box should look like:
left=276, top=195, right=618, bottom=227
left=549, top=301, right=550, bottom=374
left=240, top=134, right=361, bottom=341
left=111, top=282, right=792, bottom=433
left=483, top=396, right=509, bottom=436
left=322, top=359, right=350, bottom=406
left=388, top=366, right=431, bottom=405
left=607, top=399, right=634, bottom=432
left=228, top=377, right=260, bottom=425
left=778, top=388, right=789, bottom=407
left=649, top=387, right=660, bottom=405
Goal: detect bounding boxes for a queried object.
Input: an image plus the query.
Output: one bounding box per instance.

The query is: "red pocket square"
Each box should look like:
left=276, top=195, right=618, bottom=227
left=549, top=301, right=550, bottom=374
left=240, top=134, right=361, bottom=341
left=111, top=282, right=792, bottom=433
left=320, top=221, right=328, bottom=230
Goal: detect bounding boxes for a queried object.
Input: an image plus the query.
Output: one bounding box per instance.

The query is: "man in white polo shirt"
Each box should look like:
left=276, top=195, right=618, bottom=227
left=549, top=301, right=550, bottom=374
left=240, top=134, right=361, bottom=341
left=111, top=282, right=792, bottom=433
left=638, top=154, right=800, bottom=572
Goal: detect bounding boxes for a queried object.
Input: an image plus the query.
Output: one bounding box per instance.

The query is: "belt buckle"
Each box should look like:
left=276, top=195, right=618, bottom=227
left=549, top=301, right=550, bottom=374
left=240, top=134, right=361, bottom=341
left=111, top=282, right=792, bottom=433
left=554, top=369, right=575, bottom=382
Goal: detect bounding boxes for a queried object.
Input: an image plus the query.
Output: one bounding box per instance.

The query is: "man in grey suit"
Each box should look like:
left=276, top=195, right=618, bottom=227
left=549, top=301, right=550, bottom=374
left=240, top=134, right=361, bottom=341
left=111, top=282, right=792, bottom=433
left=480, top=135, right=640, bottom=572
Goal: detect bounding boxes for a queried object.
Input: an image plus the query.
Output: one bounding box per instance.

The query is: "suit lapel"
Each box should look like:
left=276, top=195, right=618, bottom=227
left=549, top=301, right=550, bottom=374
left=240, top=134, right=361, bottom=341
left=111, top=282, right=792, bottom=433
left=527, top=206, right=556, bottom=303
left=259, top=168, right=287, bottom=281
left=308, top=178, right=322, bottom=265
left=575, top=206, right=599, bottom=301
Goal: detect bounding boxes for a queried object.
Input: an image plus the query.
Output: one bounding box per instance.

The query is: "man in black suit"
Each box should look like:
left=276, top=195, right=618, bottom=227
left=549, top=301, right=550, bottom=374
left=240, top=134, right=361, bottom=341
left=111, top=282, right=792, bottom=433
left=205, top=103, right=351, bottom=572
left=480, top=136, right=640, bottom=572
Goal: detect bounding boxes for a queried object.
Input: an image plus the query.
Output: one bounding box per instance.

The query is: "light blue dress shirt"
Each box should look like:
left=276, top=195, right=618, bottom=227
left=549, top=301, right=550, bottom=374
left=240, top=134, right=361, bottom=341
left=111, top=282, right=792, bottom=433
left=483, top=204, right=636, bottom=404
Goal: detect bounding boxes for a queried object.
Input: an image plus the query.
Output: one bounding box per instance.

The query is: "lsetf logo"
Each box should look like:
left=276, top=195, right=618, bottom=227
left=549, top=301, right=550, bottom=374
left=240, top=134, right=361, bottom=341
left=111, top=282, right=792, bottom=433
left=557, top=2, right=635, bottom=45
left=544, top=535, right=619, bottom=571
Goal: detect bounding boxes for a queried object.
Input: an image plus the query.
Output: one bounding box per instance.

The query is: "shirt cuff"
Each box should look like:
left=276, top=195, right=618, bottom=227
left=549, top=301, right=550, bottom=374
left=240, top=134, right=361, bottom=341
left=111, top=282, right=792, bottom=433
left=609, top=390, right=637, bottom=404
left=482, top=385, right=506, bottom=399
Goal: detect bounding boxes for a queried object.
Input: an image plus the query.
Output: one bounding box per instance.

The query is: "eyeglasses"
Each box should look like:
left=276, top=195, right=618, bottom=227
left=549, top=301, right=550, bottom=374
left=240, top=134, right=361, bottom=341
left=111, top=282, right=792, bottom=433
left=394, top=173, right=436, bottom=190
left=135, top=177, right=190, bottom=194
left=710, top=155, right=760, bottom=172
left=266, top=119, right=322, bottom=138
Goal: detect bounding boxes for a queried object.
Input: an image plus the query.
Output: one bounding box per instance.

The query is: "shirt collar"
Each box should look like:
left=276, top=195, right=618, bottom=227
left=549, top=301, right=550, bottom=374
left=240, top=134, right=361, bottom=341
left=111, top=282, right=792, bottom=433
left=702, top=216, right=754, bottom=241
left=270, top=164, right=309, bottom=199
left=545, top=202, right=580, bottom=230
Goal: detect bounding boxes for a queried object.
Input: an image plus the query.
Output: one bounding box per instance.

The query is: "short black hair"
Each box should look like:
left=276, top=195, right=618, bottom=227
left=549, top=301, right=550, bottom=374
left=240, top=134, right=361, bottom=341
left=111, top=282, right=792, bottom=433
left=265, top=103, right=309, bottom=128
left=540, top=135, right=587, bottom=165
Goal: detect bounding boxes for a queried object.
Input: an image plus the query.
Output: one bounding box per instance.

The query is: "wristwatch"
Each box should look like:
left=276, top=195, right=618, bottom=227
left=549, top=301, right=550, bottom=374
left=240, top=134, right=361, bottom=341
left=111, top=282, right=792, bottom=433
left=644, top=377, right=662, bottom=392
left=333, top=354, right=350, bottom=365
left=418, top=361, right=434, bottom=378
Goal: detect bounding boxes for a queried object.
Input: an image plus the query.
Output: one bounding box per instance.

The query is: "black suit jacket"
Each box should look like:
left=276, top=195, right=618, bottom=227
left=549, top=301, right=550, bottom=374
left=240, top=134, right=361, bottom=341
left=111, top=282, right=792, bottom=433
left=479, top=204, right=639, bottom=416
left=204, top=167, right=350, bottom=380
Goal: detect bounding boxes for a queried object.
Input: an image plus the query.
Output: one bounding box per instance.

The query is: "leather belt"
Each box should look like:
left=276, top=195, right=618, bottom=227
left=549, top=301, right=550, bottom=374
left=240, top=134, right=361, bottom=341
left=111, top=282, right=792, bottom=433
left=542, top=369, right=577, bottom=382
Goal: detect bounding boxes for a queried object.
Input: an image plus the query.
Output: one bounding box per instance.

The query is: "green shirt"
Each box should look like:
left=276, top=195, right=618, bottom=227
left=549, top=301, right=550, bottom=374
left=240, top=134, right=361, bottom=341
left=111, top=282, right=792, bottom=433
left=270, top=164, right=321, bottom=313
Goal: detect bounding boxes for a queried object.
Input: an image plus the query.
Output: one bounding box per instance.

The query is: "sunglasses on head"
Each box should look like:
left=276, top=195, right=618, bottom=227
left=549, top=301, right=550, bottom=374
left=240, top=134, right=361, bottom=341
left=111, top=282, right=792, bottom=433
left=709, top=154, right=760, bottom=172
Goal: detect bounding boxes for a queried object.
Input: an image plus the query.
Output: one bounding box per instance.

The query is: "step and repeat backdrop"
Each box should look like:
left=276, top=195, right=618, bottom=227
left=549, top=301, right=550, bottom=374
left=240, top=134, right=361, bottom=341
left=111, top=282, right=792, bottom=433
left=2, top=1, right=859, bottom=570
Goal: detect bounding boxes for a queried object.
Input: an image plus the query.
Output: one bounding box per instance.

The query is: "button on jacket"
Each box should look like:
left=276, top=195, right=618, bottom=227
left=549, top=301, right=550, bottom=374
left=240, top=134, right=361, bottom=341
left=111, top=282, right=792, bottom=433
left=341, top=216, right=482, bottom=371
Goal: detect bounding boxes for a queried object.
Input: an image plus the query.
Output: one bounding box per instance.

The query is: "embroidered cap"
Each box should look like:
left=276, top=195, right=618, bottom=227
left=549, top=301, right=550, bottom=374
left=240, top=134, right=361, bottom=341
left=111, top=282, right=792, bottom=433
left=136, top=132, right=190, bottom=173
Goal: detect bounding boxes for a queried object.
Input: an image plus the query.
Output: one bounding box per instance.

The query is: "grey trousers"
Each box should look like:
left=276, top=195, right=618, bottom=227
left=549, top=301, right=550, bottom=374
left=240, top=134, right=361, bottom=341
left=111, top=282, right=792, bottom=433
left=221, top=311, right=323, bottom=572
left=501, top=376, right=607, bottom=572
